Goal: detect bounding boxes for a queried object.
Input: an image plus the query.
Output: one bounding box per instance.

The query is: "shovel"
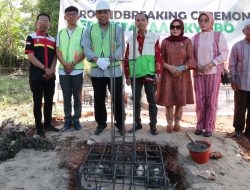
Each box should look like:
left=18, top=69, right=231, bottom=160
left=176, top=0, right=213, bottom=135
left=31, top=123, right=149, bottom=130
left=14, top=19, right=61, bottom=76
left=186, top=132, right=196, bottom=144
left=186, top=132, right=209, bottom=152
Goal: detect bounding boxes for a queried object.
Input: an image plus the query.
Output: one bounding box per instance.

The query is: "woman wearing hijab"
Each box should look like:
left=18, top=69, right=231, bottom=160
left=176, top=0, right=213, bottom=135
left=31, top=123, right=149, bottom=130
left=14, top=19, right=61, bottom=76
left=156, top=19, right=195, bottom=133
left=192, top=12, right=229, bottom=137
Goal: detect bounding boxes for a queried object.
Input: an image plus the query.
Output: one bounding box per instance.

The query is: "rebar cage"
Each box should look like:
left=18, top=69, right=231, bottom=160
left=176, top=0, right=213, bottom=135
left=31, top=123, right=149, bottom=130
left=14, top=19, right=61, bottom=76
left=77, top=142, right=169, bottom=190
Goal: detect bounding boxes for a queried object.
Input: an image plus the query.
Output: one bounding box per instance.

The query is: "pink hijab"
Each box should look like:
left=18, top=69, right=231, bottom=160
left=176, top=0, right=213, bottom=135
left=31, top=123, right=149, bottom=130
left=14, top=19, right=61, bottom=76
left=198, top=12, right=214, bottom=31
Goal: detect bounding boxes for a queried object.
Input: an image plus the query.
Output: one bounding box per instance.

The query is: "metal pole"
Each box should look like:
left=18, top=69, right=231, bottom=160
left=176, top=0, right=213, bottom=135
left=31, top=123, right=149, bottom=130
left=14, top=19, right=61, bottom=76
left=109, top=22, right=119, bottom=189
left=129, top=24, right=137, bottom=190
left=121, top=24, right=126, bottom=142
left=109, top=23, right=115, bottom=145
left=132, top=25, right=137, bottom=147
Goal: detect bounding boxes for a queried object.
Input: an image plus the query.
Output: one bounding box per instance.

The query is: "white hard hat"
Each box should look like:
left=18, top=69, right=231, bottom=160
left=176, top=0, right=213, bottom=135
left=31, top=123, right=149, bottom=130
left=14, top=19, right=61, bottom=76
left=96, top=1, right=110, bottom=11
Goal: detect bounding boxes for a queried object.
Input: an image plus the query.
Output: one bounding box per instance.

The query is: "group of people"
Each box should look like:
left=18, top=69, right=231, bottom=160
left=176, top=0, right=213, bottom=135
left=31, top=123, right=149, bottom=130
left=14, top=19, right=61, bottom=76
left=25, top=0, right=250, bottom=141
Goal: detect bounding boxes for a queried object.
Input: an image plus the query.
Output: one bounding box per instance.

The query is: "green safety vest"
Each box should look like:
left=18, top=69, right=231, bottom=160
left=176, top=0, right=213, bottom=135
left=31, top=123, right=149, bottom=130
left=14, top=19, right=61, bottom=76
left=90, top=23, right=120, bottom=68
left=58, top=26, right=84, bottom=70
left=127, top=32, right=159, bottom=78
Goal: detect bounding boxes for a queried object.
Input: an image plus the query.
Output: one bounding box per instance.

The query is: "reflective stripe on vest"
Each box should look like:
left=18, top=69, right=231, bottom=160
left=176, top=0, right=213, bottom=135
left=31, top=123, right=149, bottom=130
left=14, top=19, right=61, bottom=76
left=59, top=26, right=84, bottom=70
left=127, top=32, right=159, bottom=78
left=90, top=23, right=120, bottom=68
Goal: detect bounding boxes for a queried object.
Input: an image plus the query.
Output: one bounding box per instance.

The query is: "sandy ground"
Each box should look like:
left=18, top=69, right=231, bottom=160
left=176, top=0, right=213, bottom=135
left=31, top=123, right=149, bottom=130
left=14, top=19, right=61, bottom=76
left=1, top=109, right=250, bottom=190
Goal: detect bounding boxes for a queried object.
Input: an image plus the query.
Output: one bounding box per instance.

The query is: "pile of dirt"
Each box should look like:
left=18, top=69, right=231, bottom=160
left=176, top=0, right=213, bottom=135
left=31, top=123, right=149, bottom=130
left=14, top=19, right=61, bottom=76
left=226, top=132, right=250, bottom=162
left=0, top=118, right=55, bottom=162
left=163, top=145, right=188, bottom=189
left=58, top=141, right=90, bottom=190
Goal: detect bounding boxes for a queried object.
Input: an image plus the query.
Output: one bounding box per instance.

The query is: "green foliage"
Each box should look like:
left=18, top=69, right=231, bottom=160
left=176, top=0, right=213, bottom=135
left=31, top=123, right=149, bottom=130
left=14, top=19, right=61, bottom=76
left=0, top=0, right=60, bottom=68
left=37, top=0, right=60, bottom=37
left=20, top=0, right=40, bottom=33
left=0, top=0, right=27, bottom=67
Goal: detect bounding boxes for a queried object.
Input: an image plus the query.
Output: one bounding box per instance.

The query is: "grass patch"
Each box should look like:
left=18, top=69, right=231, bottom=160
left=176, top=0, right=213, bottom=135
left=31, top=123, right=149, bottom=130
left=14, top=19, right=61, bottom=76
left=0, top=74, right=63, bottom=127
left=0, top=74, right=33, bottom=126
left=0, top=75, right=32, bottom=108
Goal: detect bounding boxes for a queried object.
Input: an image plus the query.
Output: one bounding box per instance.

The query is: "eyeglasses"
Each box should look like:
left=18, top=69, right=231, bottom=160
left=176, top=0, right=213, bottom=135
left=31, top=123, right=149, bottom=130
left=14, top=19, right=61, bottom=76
left=66, top=12, right=78, bottom=17
left=38, top=19, right=50, bottom=23
left=198, top=19, right=209, bottom=23
left=170, top=25, right=181, bottom=30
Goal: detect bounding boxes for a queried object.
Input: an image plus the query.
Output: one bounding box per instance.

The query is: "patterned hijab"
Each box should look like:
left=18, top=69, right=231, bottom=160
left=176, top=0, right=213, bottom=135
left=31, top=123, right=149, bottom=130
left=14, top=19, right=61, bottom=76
left=198, top=12, right=214, bottom=31
left=166, top=19, right=187, bottom=42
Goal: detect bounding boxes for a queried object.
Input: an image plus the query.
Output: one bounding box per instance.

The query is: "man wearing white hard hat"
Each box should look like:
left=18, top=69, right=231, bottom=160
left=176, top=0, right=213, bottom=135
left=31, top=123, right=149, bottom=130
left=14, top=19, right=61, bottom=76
left=82, top=1, right=125, bottom=136
left=228, top=19, right=250, bottom=140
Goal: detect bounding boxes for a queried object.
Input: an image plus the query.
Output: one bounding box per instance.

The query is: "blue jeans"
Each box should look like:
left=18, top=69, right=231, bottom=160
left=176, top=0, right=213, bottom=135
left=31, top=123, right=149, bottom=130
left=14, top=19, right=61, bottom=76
left=59, top=73, right=83, bottom=122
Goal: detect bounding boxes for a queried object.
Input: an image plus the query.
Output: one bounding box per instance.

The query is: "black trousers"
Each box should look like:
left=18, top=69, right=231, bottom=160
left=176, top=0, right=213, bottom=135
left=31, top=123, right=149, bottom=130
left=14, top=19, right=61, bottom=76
left=233, top=90, right=250, bottom=135
left=91, top=77, right=124, bottom=128
left=131, top=77, right=157, bottom=127
left=29, top=79, right=55, bottom=132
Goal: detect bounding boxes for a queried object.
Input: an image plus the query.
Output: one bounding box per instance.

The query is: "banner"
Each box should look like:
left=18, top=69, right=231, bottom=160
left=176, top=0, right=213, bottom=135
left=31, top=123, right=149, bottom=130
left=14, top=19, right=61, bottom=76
left=59, top=0, right=250, bottom=49
left=56, top=0, right=247, bottom=105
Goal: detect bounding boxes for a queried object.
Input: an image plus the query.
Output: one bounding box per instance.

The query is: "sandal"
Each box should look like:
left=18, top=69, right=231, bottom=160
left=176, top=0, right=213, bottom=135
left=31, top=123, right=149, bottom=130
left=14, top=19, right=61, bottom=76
left=166, top=125, right=174, bottom=133
left=204, top=131, right=213, bottom=137
left=173, top=125, right=181, bottom=132
left=194, top=129, right=203, bottom=135
left=210, top=151, right=223, bottom=159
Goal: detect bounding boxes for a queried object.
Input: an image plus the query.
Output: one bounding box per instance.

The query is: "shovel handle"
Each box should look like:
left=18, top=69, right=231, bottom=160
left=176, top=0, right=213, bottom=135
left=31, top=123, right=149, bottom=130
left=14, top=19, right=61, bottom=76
left=186, top=132, right=195, bottom=144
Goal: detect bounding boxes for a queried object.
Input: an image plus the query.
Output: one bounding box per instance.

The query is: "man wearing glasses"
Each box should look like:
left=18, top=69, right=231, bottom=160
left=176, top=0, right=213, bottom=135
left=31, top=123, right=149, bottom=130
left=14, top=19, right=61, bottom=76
left=56, top=6, right=85, bottom=131
left=25, top=13, right=59, bottom=138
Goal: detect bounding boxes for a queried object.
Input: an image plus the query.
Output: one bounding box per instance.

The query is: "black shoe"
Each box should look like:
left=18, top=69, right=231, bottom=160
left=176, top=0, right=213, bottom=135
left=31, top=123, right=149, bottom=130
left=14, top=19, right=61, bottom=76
left=194, top=129, right=203, bottom=135
left=128, top=124, right=142, bottom=133
left=95, top=126, right=105, bottom=135
left=73, top=120, right=81, bottom=131
left=246, top=133, right=250, bottom=141
left=36, top=124, right=45, bottom=138
left=118, top=127, right=126, bottom=136
left=233, top=130, right=243, bottom=138
left=61, top=119, right=71, bottom=131
left=47, top=126, right=60, bottom=132
left=204, top=131, right=212, bottom=137
left=45, top=124, right=60, bottom=132
left=37, top=131, right=45, bottom=138
left=150, top=126, right=158, bottom=135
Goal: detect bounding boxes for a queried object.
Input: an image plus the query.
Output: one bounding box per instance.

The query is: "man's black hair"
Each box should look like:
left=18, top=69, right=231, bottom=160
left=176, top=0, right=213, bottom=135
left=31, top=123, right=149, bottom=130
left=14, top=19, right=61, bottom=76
left=65, top=6, right=79, bottom=14
left=36, top=13, right=50, bottom=22
left=135, top=13, right=149, bottom=21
